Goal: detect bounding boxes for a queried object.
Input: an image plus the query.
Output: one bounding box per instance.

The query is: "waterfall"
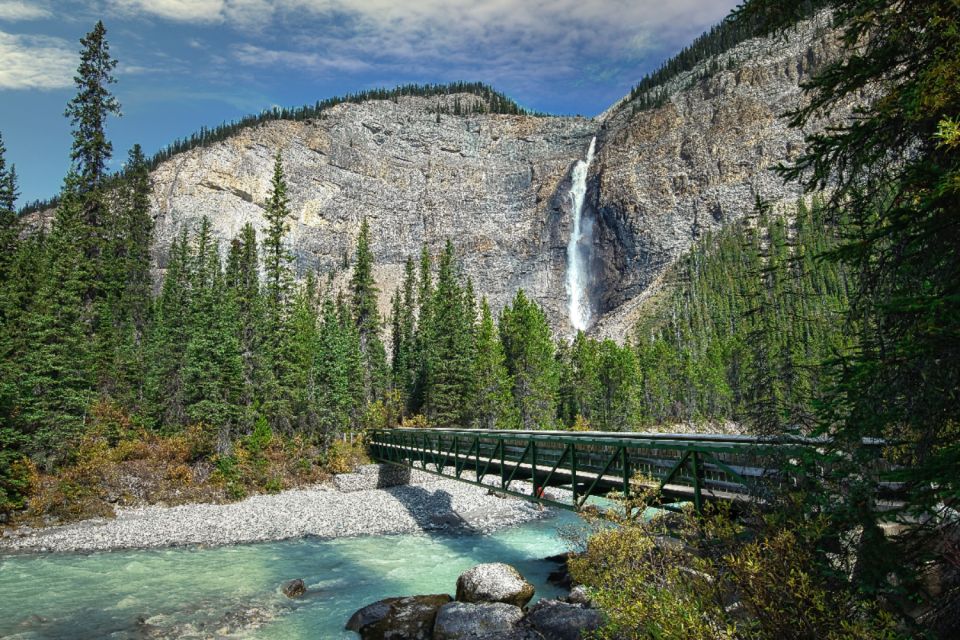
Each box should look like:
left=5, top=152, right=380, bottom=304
left=565, top=136, right=597, bottom=333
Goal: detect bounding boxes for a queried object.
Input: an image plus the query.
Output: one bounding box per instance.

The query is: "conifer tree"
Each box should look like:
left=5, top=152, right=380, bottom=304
left=284, top=278, right=321, bottom=436
left=316, top=296, right=353, bottom=437
left=473, top=298, right=515, bottom=429
left=410, top=247, right=434, bottom=414
left=499, top=290, right=559, bottom=429
left=349, top=218, right=387, bottom=403
left=17, top=174, right=95, bottom=453
left=261, top=151, right=294, bottom=430
left=424, top=241, right=475, bottom=427
left=390, top=257, right=417, bottom=412
left=0, top=133, right=18, bottom=278
left=183, top=219, right=243, bottom=447
left=225, top=223, right=263, bottom=427
left=146, top=230, right=191, bottom=430
left=65, top=21, right=120, bottom=195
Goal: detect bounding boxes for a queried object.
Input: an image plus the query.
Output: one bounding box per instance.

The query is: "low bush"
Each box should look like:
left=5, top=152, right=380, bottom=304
left=568, top=479, right=904, bottom=640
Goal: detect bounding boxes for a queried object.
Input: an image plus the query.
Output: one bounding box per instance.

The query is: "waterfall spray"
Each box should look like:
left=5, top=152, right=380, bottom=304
left=566, top=137, right=597, bottom=332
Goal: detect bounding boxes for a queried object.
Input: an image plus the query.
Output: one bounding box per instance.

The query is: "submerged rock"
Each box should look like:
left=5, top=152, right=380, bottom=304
left=455, top=563, right=535, bottom=608
left=432, top=601, right=525, bottom=640
left=346, top=594, right=452, bottom=639
left=281, top=578, right=306, bottom=598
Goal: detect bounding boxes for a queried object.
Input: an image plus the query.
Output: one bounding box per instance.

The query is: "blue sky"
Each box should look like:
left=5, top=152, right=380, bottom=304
left=1, top=0, right=739, bottom=205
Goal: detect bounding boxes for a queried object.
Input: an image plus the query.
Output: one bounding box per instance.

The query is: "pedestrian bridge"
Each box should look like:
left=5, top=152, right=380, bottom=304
left=368, top=428, right=852, bottom=513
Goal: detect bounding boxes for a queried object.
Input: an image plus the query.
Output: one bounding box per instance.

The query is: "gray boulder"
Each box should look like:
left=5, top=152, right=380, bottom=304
left=566, top=585, right=592, bottom=607
left=433, top=601, right=525, bottom=640
left=346, top=594, right=452, bottom=640
left=455, top=563, right=535, bottom=607
left=525, top=599, right=604, bottom=640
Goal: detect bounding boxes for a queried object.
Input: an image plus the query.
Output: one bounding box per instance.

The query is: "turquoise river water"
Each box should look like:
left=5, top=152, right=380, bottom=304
left=0, top=510, right=588, bottom=639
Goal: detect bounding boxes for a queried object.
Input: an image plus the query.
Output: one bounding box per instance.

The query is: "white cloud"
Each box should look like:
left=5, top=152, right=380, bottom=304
left=0, top=30, right=73, bottom=89
left=223, top=0, right=736, bottom=92
left=233, top=42, right=370, bottom=73
left=109, top=0, right=226, bottom=23
left=0, top=1, right=51, bottom=21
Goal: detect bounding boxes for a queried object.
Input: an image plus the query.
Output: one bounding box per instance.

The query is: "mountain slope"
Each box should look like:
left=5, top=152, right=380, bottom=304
left=141, top=11, right=840, bottom=338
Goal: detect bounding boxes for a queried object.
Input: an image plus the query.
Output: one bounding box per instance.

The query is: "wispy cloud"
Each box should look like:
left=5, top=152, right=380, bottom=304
left=0, top=0, right=51, bottom=21
left=0, top=30, right=73, bottom=89
left=109, top=0, right=226, bottom=24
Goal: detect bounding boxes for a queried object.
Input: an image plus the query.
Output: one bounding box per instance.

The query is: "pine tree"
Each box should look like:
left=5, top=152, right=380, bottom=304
left=284, top=278, right=321, bottom=437
left=261, top=151, right=294, bottom=430
left=473, top=298, right=516, bottom=429
left=499, top=290, right=559, bottom=430
left=424, top=240, right=475, bottom=427
left=225, top=223, right=264, bottom=429
left=146, top=229, right=191, bottom=430
left=349, top=218, right=387, bottom=403
left=0, top=133, right=18, bottom=278
left=65, top=21, right=120, bottom=194
left=17, top=174, right=95, bottom=454
left=183, top=219, right=243, bottom=448
left=390, top=257, right=417, bottom=413
left=410, top=247, right=434, bottom=414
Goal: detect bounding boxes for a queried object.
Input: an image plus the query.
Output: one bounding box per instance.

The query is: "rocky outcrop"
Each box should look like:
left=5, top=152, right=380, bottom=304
left=69, top=12, right=841, bottom=342
left=524, top=599, right=604, bottom=640
left=346, top=594, right=452, bottom=640
left=432, top=602, right=525, bottom=640
left=149, top=93, right=596, bottom=335
left=455, top=563, right=535, bottom=608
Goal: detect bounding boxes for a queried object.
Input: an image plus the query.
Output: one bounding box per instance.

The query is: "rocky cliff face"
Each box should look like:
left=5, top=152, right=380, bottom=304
left=150, top=94, right=596, bottom=330
left=146, top=12, right=839, bottom=339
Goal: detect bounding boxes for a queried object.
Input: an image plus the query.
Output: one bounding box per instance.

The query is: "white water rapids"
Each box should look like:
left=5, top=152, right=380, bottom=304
left=565, top=136, right=597, bottom=332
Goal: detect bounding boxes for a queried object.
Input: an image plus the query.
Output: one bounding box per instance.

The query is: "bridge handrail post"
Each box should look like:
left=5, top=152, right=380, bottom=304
left=692, top=451, right=703, bottom=515
left=571, top=444, right=578, bottom=506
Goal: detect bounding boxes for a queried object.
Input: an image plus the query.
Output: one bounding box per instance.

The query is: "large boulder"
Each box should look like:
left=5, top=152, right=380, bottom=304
left=455, top=563, right=535, bottom=607
left=433, top=601, right=525, bottom=640
left=346, top=594, right=452, bottom=640
left=524, top=599, right=604, bottom=640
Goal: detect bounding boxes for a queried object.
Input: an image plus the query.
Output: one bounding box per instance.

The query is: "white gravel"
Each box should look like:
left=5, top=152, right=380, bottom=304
left=0, top=465, right=549, bottom=554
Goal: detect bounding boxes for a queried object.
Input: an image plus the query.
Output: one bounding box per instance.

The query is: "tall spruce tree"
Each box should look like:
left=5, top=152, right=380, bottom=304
left=0, top=133, right=18, bottom=278
left=17, top=174, right=95, bottom=454
left=146, top=230, right=191, bottom=430
left=261, top=151, right=294, bottom=430
left=390, top=257, right=417, bottom=413
left=410, top=247, right=434, bottom=414
left=423, top=241, right=475, bottom=427
left=225, top=223, right=263, bottom=428
left=183, top=218, right=243, bottom=447
left=349, top=218, right=387, bottom=403
left=473, top=298, right=515, bottom=429
left=499, top=290, right=559, bottom=429
left=65, top=21, right=120, bottom=195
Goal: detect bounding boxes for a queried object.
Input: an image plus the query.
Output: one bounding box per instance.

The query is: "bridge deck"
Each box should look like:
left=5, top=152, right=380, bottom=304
left=367, top=428, right=830, bottom=512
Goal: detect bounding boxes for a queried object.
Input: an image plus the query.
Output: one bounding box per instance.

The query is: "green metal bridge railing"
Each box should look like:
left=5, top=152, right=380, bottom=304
left=368, top=428, right=847, bottom=513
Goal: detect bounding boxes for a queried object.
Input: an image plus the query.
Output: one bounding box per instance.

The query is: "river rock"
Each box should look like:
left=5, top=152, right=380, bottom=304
left=455, top=563, right=535, bottom=607
left=566, top=585, right=592, bottom=607
left=524, top=599, right=604, bottom=640
left=281, top=578, right=306, bottom=598
left=433, top=601, right=525, bottom=640
left=346, top=594, right=452, bottom=639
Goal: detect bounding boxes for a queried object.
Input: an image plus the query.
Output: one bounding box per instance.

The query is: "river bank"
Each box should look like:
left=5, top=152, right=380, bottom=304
left=0, top=465, right=548, bottom=554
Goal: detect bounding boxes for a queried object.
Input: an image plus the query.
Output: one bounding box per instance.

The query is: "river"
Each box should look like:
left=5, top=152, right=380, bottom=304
left=0, top=509, right=587, bottom=639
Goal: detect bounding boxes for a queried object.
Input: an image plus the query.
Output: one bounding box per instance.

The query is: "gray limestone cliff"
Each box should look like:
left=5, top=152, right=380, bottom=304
left=137, top=12, right=840, bottom=340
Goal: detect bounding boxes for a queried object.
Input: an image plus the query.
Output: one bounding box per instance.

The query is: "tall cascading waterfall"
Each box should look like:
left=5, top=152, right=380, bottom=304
left=565, top=136, right=597, bottom=332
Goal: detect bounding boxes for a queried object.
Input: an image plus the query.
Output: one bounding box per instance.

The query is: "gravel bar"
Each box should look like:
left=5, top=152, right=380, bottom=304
left=0, top=465, right=549, bottom=554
